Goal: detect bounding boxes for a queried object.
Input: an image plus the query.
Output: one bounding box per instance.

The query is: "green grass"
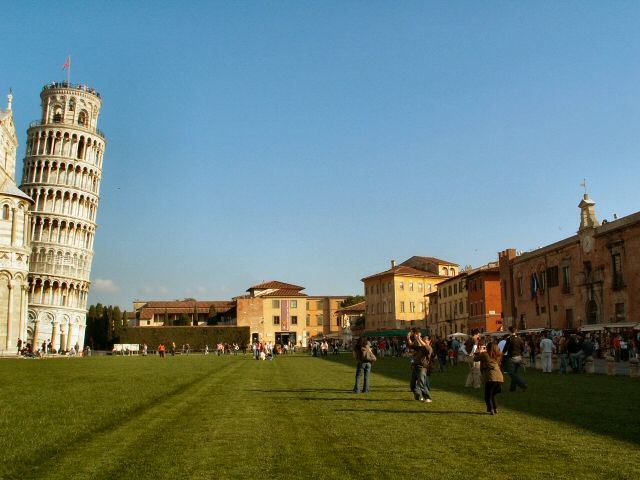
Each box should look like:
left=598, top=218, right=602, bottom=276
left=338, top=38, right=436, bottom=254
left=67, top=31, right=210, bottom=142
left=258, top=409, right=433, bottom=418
left=0, top=354, right=638, bottom=480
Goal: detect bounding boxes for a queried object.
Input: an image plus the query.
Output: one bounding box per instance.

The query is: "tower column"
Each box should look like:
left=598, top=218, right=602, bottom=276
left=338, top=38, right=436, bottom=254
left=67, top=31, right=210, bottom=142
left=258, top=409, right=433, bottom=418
left=5, top=283, right=13, bottom=351
left=66, top=322, right=73, bottom=351
left=51, top=321, right=59, bottom=351
left=18, top=286, right=27, bottom=345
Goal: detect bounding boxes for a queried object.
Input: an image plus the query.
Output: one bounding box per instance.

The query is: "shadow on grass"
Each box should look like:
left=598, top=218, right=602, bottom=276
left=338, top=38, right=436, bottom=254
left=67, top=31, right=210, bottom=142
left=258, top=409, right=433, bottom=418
left=336, top=408, right=488, bottom=415
left=322, top=354, right=640, bottom=445
left=4, top=364, right=230, bottom=479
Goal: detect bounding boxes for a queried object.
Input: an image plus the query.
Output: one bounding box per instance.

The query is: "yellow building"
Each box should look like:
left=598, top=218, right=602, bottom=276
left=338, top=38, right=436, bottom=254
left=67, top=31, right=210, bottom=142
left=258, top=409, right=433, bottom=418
left=434, top=272, right=469, bottom=338
left=235, top=281, right=348, bottom=346
left=362, top=257, right=459, bottom=332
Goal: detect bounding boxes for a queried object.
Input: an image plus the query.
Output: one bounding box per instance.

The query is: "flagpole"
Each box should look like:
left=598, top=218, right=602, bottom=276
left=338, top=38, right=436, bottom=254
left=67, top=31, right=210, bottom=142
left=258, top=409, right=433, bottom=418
left=67, top=55, right=71, bottom=85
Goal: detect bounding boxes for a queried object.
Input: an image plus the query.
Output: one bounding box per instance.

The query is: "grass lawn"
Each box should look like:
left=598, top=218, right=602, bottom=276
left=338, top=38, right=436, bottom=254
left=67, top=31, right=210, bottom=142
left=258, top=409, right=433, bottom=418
left=0, top=353, right=638, bottom=480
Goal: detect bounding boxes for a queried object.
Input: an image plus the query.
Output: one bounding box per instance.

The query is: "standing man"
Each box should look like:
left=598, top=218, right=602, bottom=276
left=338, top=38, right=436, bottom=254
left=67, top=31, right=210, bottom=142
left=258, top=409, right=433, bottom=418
left=504, top=326, right=528, bottom=392
left=17, top=338, right=22, bottom=355
left=353, top=337, right=376, bottom=393
left=540, top=332, right=555, bottom=373
left=407, top=330, right=434, bottom=402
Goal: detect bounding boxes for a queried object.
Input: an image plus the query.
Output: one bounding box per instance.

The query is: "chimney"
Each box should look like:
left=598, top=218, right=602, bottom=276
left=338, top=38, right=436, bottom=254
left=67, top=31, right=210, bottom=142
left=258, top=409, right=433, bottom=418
left=391, top=260, right=396, bottom=268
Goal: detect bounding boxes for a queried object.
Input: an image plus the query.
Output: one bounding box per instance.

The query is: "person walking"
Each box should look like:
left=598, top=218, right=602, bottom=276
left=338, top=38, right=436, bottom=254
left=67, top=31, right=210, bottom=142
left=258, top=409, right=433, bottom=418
left=504, top=326, right=527, bottom=392
left=474, top=342, right=504, bottom=415
left=540, top=332, right=555, bottom=373
left=353, top=337, right=376, bottom=393
left=158, top=343, right=166, bottom=358
left=407, top=331, right=434, bottom=403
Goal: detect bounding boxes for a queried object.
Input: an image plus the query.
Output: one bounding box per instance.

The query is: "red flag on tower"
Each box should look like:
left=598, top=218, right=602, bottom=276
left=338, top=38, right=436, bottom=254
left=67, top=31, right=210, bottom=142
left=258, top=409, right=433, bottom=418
left=62, top=56, right=71, bottom=70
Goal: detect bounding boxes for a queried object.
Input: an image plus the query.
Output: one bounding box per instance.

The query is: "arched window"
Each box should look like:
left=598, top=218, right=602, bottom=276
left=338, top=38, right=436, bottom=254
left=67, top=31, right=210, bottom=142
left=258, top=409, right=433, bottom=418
left=68, top=99, right=75, bottom=111
left=2, top=205, right=9, bottom=220
left=53, top=107, right=63, bottom=123
left=78, top=111, right=87, bottom=126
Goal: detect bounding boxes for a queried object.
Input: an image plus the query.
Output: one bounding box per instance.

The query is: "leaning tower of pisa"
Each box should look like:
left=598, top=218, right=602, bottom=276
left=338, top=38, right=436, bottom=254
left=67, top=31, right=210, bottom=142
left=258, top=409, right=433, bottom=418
left=20, top=82, right=106, bottom=352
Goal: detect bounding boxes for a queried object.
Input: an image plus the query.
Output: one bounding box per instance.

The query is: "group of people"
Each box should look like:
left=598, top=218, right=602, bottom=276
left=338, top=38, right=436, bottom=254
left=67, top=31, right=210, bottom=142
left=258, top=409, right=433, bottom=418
left=16, top=337, right=89, bottom=357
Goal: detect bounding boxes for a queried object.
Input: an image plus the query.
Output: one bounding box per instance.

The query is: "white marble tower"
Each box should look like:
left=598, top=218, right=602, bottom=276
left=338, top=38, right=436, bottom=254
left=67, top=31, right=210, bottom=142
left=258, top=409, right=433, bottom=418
left=20, top=82, right=106, bottom=351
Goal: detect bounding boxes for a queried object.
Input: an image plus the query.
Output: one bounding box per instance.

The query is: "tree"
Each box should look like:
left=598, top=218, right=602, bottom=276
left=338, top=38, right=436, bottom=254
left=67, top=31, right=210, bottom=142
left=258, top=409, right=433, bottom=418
left=207, top=305, right=218, bottom=325
left=340, top=295, right=365, bottom=308
left=193, top=302, right=199, bottom=326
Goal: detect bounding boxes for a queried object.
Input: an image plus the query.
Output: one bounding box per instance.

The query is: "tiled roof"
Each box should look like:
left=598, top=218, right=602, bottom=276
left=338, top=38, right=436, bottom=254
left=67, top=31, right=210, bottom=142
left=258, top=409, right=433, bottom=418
left=258, top=289, right=308, bottom=298
left=142, top=301, right=234, bottom=309
left=247, top=280, right=305, bottom=291
left=361, top=265, right=446, bottom=282
left=404, top=256, right=459, bottom=266
left=336, top=301, right=365, bottom=314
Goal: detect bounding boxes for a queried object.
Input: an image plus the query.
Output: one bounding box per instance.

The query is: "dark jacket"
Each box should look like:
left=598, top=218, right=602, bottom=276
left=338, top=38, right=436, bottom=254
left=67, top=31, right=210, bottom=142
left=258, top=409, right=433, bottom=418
left=474, top=351, right=504, bottom=383
left=410, top=344, right=433, bottom=370
left=505, top=335, right=525, bottom=358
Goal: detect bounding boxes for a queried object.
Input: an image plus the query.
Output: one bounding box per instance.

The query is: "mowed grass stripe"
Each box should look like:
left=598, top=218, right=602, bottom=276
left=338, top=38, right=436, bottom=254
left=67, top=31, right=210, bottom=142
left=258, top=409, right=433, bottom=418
left=1, top=355, right=639, bottom=480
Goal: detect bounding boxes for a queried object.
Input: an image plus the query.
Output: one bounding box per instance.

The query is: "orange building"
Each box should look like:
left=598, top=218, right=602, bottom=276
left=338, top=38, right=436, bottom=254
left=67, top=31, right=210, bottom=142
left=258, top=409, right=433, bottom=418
left=466, top=265, right=503, bottom=332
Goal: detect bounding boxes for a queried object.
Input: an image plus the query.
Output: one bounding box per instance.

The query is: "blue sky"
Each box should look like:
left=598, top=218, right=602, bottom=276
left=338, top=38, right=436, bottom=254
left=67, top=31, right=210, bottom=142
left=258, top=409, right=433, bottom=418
left=3, top=1, right=640, bottom=310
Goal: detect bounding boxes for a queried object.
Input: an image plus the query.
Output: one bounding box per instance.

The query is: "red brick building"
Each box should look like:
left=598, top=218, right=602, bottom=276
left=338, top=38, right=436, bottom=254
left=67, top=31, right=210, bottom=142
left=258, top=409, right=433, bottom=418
left=466, top=266, right=503, bottom=332
left=499, top=195, right=640, bottom=330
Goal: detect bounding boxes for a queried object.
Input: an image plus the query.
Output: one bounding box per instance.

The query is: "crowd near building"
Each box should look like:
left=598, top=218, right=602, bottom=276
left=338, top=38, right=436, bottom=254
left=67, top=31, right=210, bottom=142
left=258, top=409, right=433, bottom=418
left=0, top=81, right=106, bottom=355
left=127, top=194, right=640, bottom=345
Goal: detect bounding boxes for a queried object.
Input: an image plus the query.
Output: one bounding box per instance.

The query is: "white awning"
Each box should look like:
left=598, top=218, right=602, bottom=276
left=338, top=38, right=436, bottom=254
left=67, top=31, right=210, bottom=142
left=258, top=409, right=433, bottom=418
left=580, top=323, right=637, bottom=332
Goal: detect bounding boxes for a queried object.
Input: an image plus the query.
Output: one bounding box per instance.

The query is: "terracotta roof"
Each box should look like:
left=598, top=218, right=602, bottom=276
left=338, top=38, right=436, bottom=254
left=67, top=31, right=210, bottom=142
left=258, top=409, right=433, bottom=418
left=361, top=265, right=446, bottom=282
left=247, top=280, right=305, bottom=292
left=336, top=301, right=365, bottom=314
left=403, top=256, right=459, bottom=266
left=141, top=301, right=234, bottom=309
left=258, top=289, right=308, bottom=298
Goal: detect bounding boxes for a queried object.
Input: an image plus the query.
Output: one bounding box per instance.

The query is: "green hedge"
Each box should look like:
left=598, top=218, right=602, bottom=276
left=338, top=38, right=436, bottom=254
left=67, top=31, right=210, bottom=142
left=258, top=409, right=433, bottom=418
left=120, top=326, right=250, bottom=350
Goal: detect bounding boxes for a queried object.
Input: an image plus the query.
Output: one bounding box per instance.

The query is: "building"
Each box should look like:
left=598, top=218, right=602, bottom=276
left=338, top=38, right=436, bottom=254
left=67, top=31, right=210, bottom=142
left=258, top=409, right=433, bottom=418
left=0, top=92, right=33, bottom=354
left=466, top=263, right=502, bottom=333
left=362, top=256, right=459, bottom=332
left=499, top=194, right=640, bottom=331
left=335, top=300, right=365, bottom=335
left=130, top=300, right=235, bottom=327
left=235, top=280, right=348, bottom=346
left=433, top=271, right=469, bottom=338
left=20, top=82, right=106, bottom=351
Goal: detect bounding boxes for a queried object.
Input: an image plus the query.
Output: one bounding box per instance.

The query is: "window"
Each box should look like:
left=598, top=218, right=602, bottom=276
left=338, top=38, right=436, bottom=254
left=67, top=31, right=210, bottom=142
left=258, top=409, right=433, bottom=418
left=409, top=302, right=415, bottom=313
left=418, top=302, right=424, bottom=312
left=409, top=282, right=414, bottom=291
left=273, top=315, right=280, bottom=325
left=399, top=282, right=404, bottom=291
left=517, top=277, right=523, bottom=296
left=400, top=302, right=405, bottom=313
left=453, top=284, right=458, bottom=294
left=68, top=100, right=75, bottom=111
left=612, top=253, right=624, bottom=290
left=290, top=300, right=297, bottom=308
left=272, top=300, right=280, bottom=308
left=388, top=303, right=393, bottom=313
left=459, top=301, right=464, bottom=314
left=448, top=286, right=452, bottom=296
left=382, top=301, right=387, bottom=314
left=365, top=286, right=369, bottom=295
left=78, top=111, right=87, bottom=126
left=615, top=303, right=625, bottom=321
left=388, top=282, right=392, bottom=291
left=547, top=266, right=559, bottom=287
left=317, top=300, right=324, bottom=309
left=418, top=283, right=423, bottom=292
left=565, top=309, right=574, bottom=328
left=2, top=205, right=9, bottom=220
left=306, top=314, right=310, bottom=326
left=291, top=315, right=298, bottom=325
left=316, top=314, right=323, bottom=325
left=562, top=266, right=571, bottom=292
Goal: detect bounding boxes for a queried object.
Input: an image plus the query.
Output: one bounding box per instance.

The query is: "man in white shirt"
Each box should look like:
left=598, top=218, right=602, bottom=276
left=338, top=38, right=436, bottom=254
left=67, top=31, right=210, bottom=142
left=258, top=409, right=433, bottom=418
left=539, top=332, right=555, bottom=373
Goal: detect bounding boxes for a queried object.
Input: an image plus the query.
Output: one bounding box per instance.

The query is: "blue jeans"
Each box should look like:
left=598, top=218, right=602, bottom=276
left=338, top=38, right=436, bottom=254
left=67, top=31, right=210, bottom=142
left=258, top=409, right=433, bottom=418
left=413, top=366, right=431, bottom=399
left=354, top=362, right=371, bottom=393
left=506, top=358, right=527, bottom=391
left=559, top=353, right=568, bottom=374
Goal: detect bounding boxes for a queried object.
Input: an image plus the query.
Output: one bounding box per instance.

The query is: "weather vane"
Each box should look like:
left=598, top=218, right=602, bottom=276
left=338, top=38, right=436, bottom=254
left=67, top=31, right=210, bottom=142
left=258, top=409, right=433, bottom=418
left=580, top=178, right=588, bottom=195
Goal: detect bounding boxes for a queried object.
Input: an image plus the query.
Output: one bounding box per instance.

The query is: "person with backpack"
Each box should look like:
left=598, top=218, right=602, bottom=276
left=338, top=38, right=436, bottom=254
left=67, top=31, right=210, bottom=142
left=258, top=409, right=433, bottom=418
left=353, top=337, right=376, bottom=393
left=504, top=326, right=528, bottom=392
